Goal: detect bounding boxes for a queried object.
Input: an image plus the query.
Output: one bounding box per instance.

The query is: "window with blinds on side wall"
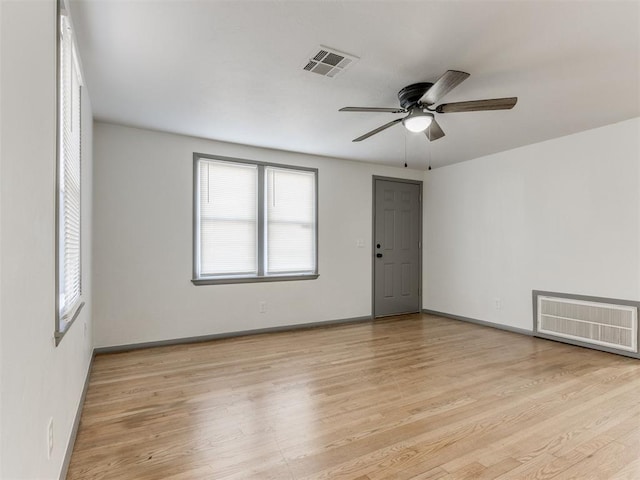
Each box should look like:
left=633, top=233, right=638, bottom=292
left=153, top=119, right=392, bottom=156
left=55, top=6, right=84, bottom=343
left=193, top=154, right=318, bottom=285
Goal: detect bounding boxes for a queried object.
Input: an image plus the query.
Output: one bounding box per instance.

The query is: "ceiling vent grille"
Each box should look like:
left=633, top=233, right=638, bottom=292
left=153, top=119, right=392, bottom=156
left=302, top=46, right=358, bottom=78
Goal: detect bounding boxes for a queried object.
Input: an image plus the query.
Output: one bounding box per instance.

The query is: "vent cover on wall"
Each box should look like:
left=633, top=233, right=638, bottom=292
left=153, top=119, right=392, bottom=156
left=302, top=46, right=359, bottom=78
left=533, top=291, right=639, bottom=357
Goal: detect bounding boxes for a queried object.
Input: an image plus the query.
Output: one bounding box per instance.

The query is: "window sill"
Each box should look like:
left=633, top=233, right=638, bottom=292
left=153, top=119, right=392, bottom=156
left=191, top=274, right=319, bottom=286
left=54, top=300, right=85, bottom=346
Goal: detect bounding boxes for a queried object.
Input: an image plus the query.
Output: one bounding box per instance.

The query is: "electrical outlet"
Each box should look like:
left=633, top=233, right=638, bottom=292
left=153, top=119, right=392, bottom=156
left=259, top=301, right=267, bottom=313
left=356, top=239, right=365, bottom=248
left=495, top=298, right=502, bottom=310
left=47, top=418, right=54, bottom=459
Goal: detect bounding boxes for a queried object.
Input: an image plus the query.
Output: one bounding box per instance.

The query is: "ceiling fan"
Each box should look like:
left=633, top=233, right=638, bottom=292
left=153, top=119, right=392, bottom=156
left=339, top=70, right=517, bottom=142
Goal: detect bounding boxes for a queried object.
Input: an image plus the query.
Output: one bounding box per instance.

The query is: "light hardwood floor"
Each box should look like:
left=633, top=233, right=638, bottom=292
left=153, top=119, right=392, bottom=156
left=67, top=314, right=640, bottom=480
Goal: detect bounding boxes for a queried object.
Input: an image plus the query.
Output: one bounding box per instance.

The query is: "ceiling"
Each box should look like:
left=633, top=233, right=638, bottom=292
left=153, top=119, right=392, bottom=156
left=70, top=0, right=640, bottom=169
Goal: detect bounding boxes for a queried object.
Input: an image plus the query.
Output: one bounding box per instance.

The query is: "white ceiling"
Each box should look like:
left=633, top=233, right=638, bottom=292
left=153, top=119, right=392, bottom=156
left=70, top=0, right=640, bottom=169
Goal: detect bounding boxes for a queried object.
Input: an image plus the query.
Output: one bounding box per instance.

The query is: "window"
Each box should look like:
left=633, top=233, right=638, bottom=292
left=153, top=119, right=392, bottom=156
left=193, top=154, right=318, bottom=284
left=55, top=5, right=84, bottom=343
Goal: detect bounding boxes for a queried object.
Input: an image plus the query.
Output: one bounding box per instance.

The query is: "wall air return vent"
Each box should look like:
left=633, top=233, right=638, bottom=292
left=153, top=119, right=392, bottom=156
left=533, top=291, right=639, bottom=358
left=302, top=46, right=359, bottom=78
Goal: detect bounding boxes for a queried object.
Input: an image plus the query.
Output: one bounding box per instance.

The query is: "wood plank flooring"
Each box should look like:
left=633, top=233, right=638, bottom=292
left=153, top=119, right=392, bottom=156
left=66, top=314, right=640, bottom=480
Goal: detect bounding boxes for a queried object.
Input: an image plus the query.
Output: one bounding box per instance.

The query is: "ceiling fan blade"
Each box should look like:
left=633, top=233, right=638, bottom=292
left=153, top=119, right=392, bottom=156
left=436, top=97, right=518, bottom=113
left=352, top=118, right=403, bottom=142
left=425, top=119, right=445, bottom=141
left=340, top=107, right=406, bottom=113
left=420, top=70, right=470, bottom=106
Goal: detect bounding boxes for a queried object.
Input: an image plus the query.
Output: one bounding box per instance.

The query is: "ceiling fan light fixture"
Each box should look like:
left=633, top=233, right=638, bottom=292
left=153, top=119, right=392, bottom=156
left=403, top=109, right=433, bottom=133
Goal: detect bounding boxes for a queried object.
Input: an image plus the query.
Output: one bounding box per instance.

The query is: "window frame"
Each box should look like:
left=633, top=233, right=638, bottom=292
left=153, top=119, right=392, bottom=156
left=192, top=153, right=319, bottom=285
left=55, top=0, right=85, bottom=344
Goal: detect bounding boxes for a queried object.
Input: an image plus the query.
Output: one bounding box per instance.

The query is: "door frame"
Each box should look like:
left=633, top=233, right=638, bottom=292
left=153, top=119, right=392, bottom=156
left=371, top=175, right=423, bottom=319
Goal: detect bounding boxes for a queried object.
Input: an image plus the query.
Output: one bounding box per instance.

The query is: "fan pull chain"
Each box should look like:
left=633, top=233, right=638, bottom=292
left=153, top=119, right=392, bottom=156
left=404, top=132, right=408, bottom=168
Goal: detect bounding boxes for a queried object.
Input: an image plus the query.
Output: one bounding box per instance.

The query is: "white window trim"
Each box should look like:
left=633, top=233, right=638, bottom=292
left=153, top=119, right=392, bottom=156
left=192, top=153, right=319, bottom=285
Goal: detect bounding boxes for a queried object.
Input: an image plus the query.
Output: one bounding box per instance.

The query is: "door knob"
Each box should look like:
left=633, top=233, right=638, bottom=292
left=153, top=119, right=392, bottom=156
left=376, top=253, right=383, bottom=258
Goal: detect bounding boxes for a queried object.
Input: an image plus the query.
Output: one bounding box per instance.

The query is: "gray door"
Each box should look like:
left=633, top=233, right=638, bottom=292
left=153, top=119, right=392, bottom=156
left=373, top=178, right=421, bottom=317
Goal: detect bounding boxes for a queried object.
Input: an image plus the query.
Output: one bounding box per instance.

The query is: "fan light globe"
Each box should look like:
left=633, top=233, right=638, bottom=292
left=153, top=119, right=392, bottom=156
left=403, top=110, right=433, bottom=133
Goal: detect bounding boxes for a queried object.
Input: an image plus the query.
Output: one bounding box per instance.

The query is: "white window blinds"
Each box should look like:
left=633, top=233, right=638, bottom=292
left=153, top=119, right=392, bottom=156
left=194, top=156, right=318, bottom=282
left=199, top=160, right=258, bottom=276
left=58, top=13, right=82, bottom=323
left=266, top=167, right=316, bottom=274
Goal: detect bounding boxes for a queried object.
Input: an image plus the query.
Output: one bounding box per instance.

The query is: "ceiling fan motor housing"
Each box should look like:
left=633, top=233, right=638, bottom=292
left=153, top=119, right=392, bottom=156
left=398, top=82, right=433, bottom=109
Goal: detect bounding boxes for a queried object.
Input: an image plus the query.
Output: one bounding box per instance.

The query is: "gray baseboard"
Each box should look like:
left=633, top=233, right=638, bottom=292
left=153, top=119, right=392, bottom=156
left=94, top=315, right=374, bottom=354
left=59, top=351, right=95, bottom=480
left=422, top=309, right=533, bottom=336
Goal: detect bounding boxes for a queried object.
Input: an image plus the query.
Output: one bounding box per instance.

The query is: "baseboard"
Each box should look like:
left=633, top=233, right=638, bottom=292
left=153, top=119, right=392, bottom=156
left=59, top=350, right=95, bottom=480
left=422, top=309, right=533, bottom=336
left=94, top=315, right=374, bottom=354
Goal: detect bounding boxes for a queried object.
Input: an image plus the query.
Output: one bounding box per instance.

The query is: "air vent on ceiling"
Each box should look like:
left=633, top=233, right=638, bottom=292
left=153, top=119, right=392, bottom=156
left=302, top=46, right=359, bottom=78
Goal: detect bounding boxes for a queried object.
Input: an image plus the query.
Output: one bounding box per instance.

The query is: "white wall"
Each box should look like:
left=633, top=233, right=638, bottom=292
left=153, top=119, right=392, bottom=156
left=0, top=0, right=3, bottom=473
left=0, top=1, right=93, bottom=478
left=93, top=122, right=423, bottom=347
left=423, top=117, right=640, bottom=331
